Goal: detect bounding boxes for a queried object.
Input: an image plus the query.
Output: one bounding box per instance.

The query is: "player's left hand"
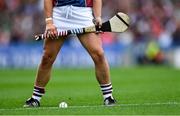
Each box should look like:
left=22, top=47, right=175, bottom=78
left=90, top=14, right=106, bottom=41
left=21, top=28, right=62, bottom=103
left=93, top=17, right=102, bottom=29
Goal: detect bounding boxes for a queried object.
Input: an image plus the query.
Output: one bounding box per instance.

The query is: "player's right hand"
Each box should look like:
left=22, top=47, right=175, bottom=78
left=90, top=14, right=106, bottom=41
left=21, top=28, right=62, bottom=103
left=44, top=22, right=58, bottom=39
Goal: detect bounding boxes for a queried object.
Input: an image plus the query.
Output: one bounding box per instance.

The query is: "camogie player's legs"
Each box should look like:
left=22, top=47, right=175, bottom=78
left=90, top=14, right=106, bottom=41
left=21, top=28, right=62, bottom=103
left=24, top=37, right=66, bottom=108
left=78, top=33, right=116, bottom=106
left=78, top=33, right=111, bottom=84
left=35, top=37, right=66, bottom=87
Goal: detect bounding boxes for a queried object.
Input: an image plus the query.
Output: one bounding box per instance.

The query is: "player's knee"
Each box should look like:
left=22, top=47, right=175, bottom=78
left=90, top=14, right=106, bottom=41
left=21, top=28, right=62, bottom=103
left=91, top=49, right=105, bottom=64
left=41, top=52, right=56, bottom=69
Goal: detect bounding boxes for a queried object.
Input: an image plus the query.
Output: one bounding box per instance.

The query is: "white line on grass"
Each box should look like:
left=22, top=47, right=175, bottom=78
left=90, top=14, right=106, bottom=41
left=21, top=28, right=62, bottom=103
left=0, top=102, right=180, bottom=111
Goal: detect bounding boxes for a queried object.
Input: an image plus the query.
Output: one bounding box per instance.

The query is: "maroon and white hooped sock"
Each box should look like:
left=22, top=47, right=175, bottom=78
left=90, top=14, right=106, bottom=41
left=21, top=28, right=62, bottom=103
left=100, top=83, right=113, bottom=100
left=32, top=86, right=45, bottom=102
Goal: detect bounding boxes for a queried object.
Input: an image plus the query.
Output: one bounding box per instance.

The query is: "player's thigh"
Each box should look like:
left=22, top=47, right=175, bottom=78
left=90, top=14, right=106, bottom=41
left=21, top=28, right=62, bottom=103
left=43, top=37, right=66, bottom=57
left=78, top=33, right=104, bottom=57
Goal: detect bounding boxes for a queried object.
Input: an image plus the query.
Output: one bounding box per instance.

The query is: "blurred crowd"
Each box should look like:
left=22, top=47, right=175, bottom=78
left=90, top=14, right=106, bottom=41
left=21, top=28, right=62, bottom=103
left=0, top=0, right=43, bottom=44
left=0, top=0, right=180, bottom=50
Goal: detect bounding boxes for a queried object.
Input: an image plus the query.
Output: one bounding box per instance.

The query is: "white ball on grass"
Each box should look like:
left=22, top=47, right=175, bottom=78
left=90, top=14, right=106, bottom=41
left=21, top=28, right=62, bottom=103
left=59, top=102, right=68, bottom=108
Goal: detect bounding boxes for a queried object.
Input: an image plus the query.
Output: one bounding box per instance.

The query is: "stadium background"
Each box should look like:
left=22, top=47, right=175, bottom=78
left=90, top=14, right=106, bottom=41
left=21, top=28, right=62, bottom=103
left=0, top=0, right=180, bottom=68
left=0, top=0, right=180, bottom=115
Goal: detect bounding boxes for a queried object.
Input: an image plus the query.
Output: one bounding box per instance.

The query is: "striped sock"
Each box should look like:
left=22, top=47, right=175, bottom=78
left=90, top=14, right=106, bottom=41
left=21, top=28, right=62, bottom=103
left=100, top=83, right=113, bottom=100
left=32, top=86, right=45, bottom=102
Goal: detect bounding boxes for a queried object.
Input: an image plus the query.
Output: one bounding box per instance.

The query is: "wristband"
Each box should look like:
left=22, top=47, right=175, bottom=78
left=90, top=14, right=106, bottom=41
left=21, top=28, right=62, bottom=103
left=45, top=17, right=53, bottom=22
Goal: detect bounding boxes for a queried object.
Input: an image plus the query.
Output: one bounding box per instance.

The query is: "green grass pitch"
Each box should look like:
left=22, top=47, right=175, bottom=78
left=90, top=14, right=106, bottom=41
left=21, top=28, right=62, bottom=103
left=0, top=66, right=180, bottom=115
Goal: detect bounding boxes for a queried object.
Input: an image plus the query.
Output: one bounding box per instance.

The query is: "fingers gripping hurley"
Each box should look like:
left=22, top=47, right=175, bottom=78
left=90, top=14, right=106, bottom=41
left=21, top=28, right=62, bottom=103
left=35, top=12, right=130, bottom=41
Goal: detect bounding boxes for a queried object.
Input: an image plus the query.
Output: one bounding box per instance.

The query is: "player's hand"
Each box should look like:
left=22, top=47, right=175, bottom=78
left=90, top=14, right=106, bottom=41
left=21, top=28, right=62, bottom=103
left=44, top=22, right=58, bottom=39
left=93, top=17, right=102, bottom=29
